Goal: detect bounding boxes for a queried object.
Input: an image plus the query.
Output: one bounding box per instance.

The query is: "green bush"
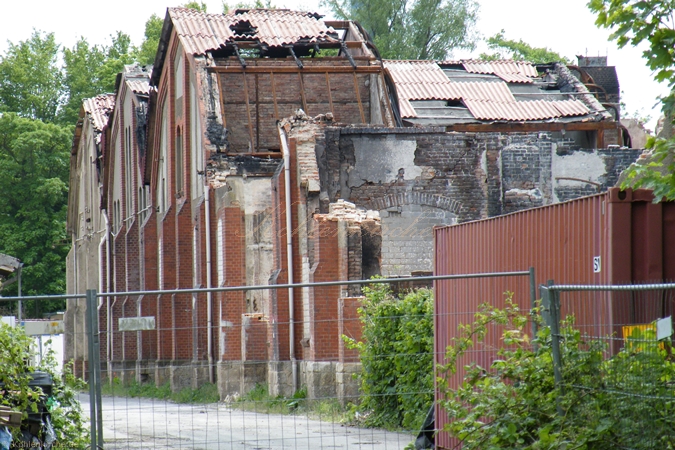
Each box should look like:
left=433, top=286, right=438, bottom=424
left=0, top=323, right=88, bottom=448
left=344, top=283, right=433, bottom=431
left=439, top=295, right=675, bottom=449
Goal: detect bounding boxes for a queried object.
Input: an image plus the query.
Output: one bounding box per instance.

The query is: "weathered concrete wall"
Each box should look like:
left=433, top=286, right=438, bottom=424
left=311, top=126, right=641, bottom=273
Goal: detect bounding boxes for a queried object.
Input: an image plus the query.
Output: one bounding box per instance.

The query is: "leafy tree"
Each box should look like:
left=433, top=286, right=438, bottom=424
left=223, top=0, right=275, bottom=13
left=137, top=14, right=165, bottom=66
left=439, top=296, right=675, bottom=448
left=480, top=30, right=572, bottom=64
left=588, top=0, right=675, bottom=199
left=0, top=114, right=71, bottom=315
left=0, top=30, right=64, bottom=123
left=344, top=283, right=433, bottom=430
left=95, top=32, right=136, bottom=95
left=183, top=1, right=208, bottom=11
left=322, top=0, right=479, bottom=60
left=61, top=38, right=107, bottom=126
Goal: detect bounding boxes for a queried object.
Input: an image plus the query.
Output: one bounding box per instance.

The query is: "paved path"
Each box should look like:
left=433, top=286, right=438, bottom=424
left=80, top=394, right=415, bottom=449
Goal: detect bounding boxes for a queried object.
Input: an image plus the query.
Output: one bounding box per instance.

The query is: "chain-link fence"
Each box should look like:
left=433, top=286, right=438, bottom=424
left=3, top=272, right=530, bottom=449
left=541, top=283, right=675, bottom=449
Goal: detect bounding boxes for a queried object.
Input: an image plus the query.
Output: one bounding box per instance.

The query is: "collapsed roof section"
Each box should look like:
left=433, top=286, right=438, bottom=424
left=385, top=59, right=614, bottom=127
left=74, top=94, right=116, bottom=150
left=151, top=8, right=375, bottom=86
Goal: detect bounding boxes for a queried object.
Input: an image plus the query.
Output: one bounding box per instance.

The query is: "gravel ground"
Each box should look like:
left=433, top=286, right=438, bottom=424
left=79, top=394, right=415, bottom=449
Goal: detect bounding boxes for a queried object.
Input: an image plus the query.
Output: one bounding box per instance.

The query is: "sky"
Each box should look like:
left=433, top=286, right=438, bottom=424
left=0, top=0, right=668, bottom=130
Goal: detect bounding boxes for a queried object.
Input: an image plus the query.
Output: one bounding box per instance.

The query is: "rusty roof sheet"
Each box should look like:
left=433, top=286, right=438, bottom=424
left=384, top=61, right=460, bottom=101
left=452, top=81, right=515, bottom=103
left=462, top=59, right=538, bottom=77
left=82, top=94, right=115, bottom=133
left=169, top=7, right=341, bottom=55
left=127, top=79, right=151, bottom=95
left=387, top=59, right=594, bottom=121
left=462, top=60, right=537, bottom=84
left=464, top=99, right=589, bottom=121
left=398, top=97, right=417, bottom=118
left=552, top=99, right=591, bottom=117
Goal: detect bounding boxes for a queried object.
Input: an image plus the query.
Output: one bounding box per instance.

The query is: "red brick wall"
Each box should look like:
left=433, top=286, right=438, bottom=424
left=141, top=210, right=158, bottom=360
left=218, top=206, right=246, bottom=361
left=309, top=218, right=342, bottom=361
left=172, top=199, right=194, bottom=361
left=339, top=297, right=363, bottom=363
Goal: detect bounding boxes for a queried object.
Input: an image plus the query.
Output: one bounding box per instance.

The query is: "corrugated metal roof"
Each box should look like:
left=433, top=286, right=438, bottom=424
left=387, top=59, right=593, bottom=121
left=398, top=97, right=417, bottom=118
left=463, top=59, right=538, bottom=78
left=452, top=81, right=515, bottom=103
left=495, top=72, right=534, bottom=83
left=127, top=79, right=151, bottom=95
left=553, top=99, right=591, bottom=117
left=385, top=61, right=461, bottom=102
left=464, top=99, right=589, bottom=121
left=169, top=7, right=341, bottom=55
left=82, top=94, right=115, bottom=133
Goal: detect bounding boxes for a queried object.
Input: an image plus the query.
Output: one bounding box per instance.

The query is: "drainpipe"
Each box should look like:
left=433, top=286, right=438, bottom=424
left=205, top=183, right=214, bottom=383
left=103, top=211, right=112, bottom=380
left=278, top=125, right=297, bottom=393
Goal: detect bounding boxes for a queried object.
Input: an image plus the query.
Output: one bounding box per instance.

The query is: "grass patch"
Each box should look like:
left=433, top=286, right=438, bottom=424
left=101, top=378, right=219, bottom=404
left=232, top=384, right=351, bottom=423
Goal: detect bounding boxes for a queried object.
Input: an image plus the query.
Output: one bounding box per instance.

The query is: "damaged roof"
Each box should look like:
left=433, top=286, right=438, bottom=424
left=82, top=94, right=116, bottom=135
left=168, top=7, right=341, bottom=55
left=385, top=60, right=611, bottom=125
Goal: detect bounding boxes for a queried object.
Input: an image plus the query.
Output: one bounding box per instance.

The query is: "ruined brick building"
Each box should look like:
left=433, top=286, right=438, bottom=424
left=65, top=7, right=641, bottom=399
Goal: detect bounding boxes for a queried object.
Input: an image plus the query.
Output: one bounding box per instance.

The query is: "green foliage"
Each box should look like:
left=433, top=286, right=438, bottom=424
left=234, top=383, right=309, bottom=414
left=322, top=0, right=478, bottom=60
left=223, top=0, right=275, bottom=14
left=588, top=0, right=675, bottom=85
left=62, top=38, right=107, bottom=126
left=0, top=114, right=71, bottom=313
left=0, top=324, right=88, bottom=446
left=344, top=283, right=433, bottom=430
left=95, top=32, right=136, bottom=96
left=102, top=379, right=220, bottom=404
left=137, top=14, right=165, bottom=66
left=0, top=323, right=42, bottom=416
left=183, top=1, right=208, bottom=11
left=439, top=296, right=675, bottom=449
left=38, top=352, right=89, bottom=448
left=0, top=30, right=64, bottom=123
left=588, top=0, right=675, bottom=199
left=480, top=30, right=572, bottom=64
left=621, top=136, right=675, bottom=200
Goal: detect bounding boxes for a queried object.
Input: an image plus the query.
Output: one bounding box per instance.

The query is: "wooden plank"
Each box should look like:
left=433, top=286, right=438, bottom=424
left=379, top=72, right=394, bottom=126
left=352, top=73, right=366, bottom=123
left=299, top=72, right=308, bottom=115
left=0, top=406, right=22, bottom=427
left=241, top=72, right=255, bottom=150
left=270, top=72, right=279, bottom=120
left=325, top=72, right=335, bottom=116
left=216, top=73, right=227, bottom=128
left=209, top=66, right=382, bottom=74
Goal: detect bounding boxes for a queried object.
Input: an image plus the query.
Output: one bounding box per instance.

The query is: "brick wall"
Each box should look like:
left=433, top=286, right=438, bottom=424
left=309, top=217, right=343, bottom=361
left=338, top=297, right=362, bottom=364
left=218, top=58, right=372, bottom=153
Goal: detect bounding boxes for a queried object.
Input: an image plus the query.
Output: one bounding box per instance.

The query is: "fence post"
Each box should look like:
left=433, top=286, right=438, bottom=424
left=529, top=267, right=537, bottom=352
left=541, top=286, right=563, bottom=388
left=86, top=289, right=103, bottom=449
